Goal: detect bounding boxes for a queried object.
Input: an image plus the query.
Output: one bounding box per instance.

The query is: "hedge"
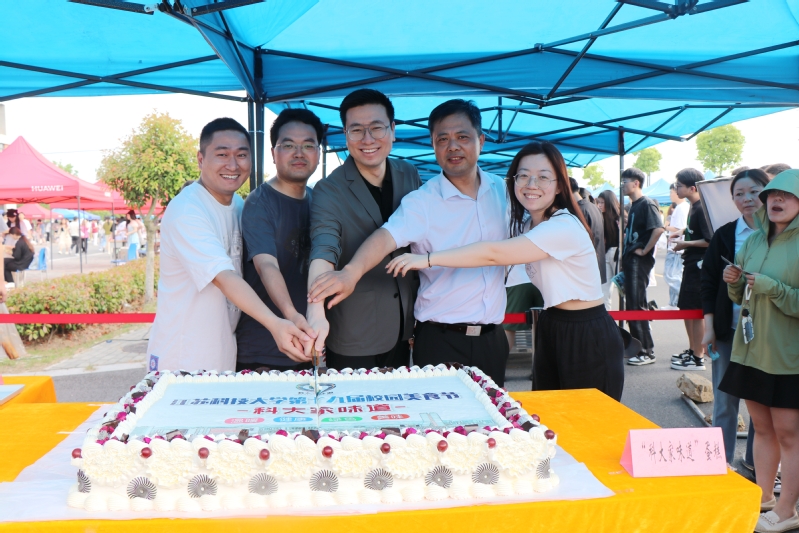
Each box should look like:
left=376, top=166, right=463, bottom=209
left=7, top=258, right=158, bottom=341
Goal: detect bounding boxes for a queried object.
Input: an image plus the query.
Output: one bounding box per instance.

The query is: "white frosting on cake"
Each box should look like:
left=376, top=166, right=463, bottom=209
left=68, top=366, right=558, bottom=511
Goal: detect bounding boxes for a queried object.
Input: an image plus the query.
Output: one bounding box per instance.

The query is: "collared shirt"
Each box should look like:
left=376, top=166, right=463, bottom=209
left=383, top=167, right=509, bottom=324
left=730, top=215, right=756, bottom=329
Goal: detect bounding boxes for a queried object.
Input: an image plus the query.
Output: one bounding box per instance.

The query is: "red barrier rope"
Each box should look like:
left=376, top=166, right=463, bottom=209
left=503, top=309, right=703, bottom=324
left=0, top=310, right=702, bottom=325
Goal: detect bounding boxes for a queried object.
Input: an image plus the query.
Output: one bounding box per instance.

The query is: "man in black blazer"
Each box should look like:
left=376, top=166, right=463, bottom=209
left=307, top=89, right=421, bottom=369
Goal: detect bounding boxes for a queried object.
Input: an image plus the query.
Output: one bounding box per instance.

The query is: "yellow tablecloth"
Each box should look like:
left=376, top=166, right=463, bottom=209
left=0, top=390, right=760, bottom=532
left=0, top=376, right=57, bottom=409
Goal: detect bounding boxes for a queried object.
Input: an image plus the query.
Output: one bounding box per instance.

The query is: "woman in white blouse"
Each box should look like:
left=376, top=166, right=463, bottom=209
left=387, top=141, right=624, bottom=400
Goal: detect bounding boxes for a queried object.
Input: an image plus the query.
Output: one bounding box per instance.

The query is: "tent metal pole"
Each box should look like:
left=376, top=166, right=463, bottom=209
left=617, top=129, right=625, bottom=324
left=248, top=99, right=256, bottom=191
left=77, top=195, right=83, bottom=274
left=49, top=208, right=53, bottom=270
left=112, top=203, right=116, bottom=261
left=255, top=100, right=265, bottom=187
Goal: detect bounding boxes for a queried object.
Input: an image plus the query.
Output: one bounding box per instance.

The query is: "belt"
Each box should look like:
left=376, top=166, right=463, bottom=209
left=420, top=321, right=497, bottom=336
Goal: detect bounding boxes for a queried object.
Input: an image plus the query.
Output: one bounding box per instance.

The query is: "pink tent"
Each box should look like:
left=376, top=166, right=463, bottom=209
left=0, top=137, right=108, bottom=204
left=17, top=203, right=62, bottom=220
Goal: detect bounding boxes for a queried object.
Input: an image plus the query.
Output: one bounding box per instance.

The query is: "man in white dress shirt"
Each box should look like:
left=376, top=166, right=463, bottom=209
left=308, top=100, right=510, bottom=385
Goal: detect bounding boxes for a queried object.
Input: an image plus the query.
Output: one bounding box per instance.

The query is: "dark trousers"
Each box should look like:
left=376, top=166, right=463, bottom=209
left=622, top=253, right=655, bottom=353
left=412, top=321, right=509, bottom=387
left=325, top=336, right=411, bottom=371
left=71, top=236, right=79, bottom=252
left=4, top=258, right=24, bottom=283
left=532, top=305, right=624, bottom=401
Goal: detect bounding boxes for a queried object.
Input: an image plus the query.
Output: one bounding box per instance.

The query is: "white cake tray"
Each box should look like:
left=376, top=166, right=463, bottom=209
left=0, top=406, right=614, bottom=522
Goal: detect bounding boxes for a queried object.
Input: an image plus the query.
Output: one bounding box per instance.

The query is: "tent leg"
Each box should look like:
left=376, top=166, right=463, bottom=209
left=111, top=204, right=116, bottom=262
left=255, top=100, right=265, bottom=187
left=248, top=99, right=257, bottom=191
left=617, top=129, right=625, bottom=325
left=49, top=209, right=54, bottom=271
left=77, top=195, right=83, bottom=274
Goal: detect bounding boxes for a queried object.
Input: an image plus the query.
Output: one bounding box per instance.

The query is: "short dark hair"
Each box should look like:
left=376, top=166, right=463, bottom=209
left=339, top=89, right=395, bottom=128
left=569, top=177, right=580, bottom=193
left=765, top=163, right=791, bottom=176
left=621, top=167, right=646, bottom=187
left=730, top=168, right=770, bottom=195
left=270, top=108, right=325, bottom=148
left=675, top=168, right=704, bottom=189
left=730, top=165, right=750, bottom=176
left=200, top=117, right=250, bottom=154
left=428, top=99, right=482, bottom=135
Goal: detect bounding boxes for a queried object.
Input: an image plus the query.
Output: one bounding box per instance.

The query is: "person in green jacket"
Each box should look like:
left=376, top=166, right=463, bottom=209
left=721, top=169, right=799, bottom=533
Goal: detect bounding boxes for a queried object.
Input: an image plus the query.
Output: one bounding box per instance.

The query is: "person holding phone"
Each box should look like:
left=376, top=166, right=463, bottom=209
left=699, top=169, right=768, bottom=469
left=721, top=170, right=799, bottom=532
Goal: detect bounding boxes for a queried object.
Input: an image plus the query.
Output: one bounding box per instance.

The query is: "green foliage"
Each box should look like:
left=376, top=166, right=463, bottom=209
left=53, top=161, right=78, bottom=176
left=696, top=124, right=745, bottom=177
left=7, top=259, right=157, bottom=341
left=237, top=179, right=251, bottom=199
left=98, top=112, right=198, bottom=210
left=582, top=164, right=607, bottom=188
left=632, top=147, right=662, bottom=176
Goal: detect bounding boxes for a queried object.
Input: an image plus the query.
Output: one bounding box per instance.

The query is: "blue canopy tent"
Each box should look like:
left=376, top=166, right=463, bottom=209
left=52, top=208, right=80, bottom=220
left=2, top=0, right=799, bottom=184
left=590, top=182, right=617, bottom=197
left=642, top=178, right=674, bottom=204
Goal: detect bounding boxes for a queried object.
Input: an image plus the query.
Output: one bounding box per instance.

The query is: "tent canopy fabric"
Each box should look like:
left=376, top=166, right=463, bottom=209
left=1, top=1, right=799, bottom=176
left=642, top=178, right=673, bottom=204
left=0, top=137, right=111, bottom=204
left=17, top=204, right=62, bottom=220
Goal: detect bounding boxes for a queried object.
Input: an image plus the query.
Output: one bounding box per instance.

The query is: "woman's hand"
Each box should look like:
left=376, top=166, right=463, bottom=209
left=386, top=253, right=428, bottom=277
left=701, top=328, right=716, bottom=359
left=745, top=273, right=757, bottom=288
left=722, top=265, right=742, bottom=284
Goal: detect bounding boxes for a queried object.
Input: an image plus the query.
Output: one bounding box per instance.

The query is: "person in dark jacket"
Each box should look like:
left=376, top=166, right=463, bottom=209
left=570, top=178, right=606, bottom=284
left=3, top=227, right=35, bottom=283
left=700, top=169, right=769, bottom=466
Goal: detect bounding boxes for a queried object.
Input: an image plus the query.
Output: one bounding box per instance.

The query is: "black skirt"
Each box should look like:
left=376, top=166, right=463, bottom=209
left=719, top=361, right=799, bottom=409
left=533, top=304, right=625, bottom=401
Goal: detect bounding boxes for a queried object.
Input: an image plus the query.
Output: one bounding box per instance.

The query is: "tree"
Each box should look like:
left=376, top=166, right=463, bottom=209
left=98, top=112, right=198, bottom=303
left=632, top=147, right=661, bottom=186
left=696, top=124, right=745, bottom=177
left=582, top=164, right=607, bottom=188
left=53, top=161, right=78, bottom=176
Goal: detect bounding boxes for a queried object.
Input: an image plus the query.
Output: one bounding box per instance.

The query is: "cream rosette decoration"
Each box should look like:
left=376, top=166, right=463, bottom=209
left=145, top=437, right=195, bottom=487
left=380, top=434, right=438, bottom=479
left=264, top=434, right=317, bottom=480
left=205, top=439, right=254, bottom=484
left=486, top=429, right=549, bottom=478
left=80, top=439, right=140, bottom=486
left=435, top=431, right=488, bottom=474
left=319, top=436, right=380, bottom=478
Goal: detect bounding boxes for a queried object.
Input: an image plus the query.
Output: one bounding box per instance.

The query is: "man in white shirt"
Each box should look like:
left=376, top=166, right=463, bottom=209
left=664, top=183, right=689, bottom=309
left=308, top=100, right=510, bottom=385
left=147, top=118, right=311, bottom=372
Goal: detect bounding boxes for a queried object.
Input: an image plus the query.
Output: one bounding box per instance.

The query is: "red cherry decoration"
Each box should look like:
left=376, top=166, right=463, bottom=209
left=380, top=443, right=391, bottom=454
left=437, top=440, right=448, bottom=452
left=198, top=447, right=210, bottom=459
left=487, top=438, right=496, bottom=449
left=322, top=446, right=334, bottom=458
left=544, top=429, right=556, bottom=440
left=140, top=447, right=152, bottom=459
left=531, top=414, right=540, bottom=422
left=259, top=449, right=270, bottom=461
left=71, top=448, right=82, bottom=459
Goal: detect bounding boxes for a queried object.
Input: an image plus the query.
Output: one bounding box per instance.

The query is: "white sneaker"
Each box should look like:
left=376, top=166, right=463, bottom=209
left=671, top=355, right=706, bottom=371
left=628, top=354, right=656, bottom=366
left=755, top=511, right=799, bottom=532
left=671, top=349, right=692, bottom=363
